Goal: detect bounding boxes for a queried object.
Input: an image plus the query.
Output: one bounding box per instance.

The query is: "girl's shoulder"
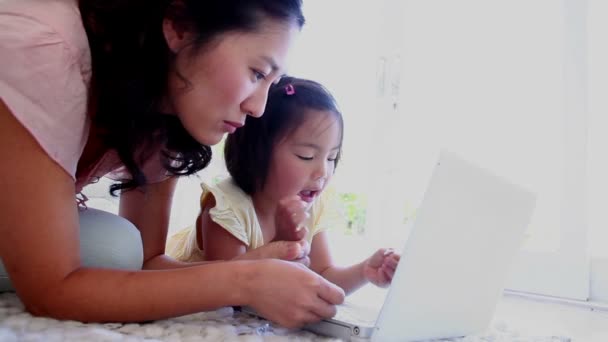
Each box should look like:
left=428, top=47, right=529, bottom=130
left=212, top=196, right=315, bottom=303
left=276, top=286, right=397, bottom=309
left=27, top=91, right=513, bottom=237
left=199, top=177, right=258, bottom=247
left=200, top=177, right=253, bottom=211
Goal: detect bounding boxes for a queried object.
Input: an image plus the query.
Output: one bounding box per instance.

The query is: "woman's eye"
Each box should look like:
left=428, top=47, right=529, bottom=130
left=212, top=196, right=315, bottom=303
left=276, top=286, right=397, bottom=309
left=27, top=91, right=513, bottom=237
left=296, top=155, right=313, bottom=161
left=252, top=69, right=266, bottom=81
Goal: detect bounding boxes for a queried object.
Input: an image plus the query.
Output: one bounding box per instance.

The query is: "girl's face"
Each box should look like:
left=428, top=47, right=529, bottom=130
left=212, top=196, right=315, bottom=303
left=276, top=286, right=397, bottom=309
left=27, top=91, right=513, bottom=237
left=264, top=110, right=342, bottom=208
left=164, top=18, right=299, bottom=145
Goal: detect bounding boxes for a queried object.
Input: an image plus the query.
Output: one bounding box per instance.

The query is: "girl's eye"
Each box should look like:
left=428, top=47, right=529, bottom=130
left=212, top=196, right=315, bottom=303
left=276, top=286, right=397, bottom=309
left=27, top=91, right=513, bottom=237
left=296, top=155, right=313, bottom=161
left=328, top=157, right=337, bottom=162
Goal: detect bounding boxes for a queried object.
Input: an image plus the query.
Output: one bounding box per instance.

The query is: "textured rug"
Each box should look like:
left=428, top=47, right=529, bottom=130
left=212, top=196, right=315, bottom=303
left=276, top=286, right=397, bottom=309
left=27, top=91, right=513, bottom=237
left=0, top=293, right=571, bottom=341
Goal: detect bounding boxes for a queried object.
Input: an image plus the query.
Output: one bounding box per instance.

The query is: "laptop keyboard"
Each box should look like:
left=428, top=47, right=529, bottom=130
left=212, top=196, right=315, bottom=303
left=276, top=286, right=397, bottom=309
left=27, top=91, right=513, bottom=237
left=332, top=301, right=379, bottom=327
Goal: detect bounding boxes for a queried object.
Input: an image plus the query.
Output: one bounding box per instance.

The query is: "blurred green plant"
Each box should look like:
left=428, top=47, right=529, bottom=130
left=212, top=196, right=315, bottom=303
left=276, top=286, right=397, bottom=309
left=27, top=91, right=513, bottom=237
left=337, top=192, right=368, bottom=235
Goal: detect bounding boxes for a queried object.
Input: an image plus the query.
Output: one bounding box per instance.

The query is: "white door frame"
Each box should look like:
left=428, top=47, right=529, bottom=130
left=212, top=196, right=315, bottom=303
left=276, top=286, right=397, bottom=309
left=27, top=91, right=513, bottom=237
left=506, top=0, right=589, bottom=300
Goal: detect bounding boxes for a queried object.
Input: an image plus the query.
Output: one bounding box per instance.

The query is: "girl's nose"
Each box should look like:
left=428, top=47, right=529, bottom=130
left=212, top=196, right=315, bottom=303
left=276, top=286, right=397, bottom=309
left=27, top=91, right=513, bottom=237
left=313, top=161, right=329, bottom=181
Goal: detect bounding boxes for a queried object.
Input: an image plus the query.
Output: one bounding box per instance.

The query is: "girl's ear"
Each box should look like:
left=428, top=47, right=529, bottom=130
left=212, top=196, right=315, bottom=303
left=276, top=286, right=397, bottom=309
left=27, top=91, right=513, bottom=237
left=162, top=18, right=194, bottom=53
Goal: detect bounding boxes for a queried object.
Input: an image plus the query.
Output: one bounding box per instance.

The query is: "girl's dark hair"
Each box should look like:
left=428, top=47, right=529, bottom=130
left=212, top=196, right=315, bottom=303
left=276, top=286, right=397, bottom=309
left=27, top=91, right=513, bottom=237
left=225, top=76, right=344, bottom=195
left=78, top=0, right=305, bottom=194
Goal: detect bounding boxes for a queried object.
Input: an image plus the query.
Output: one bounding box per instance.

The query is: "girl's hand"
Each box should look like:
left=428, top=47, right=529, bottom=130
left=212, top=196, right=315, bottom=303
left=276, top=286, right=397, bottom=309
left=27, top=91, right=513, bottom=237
left=274, top=195, right=309, bottom=242
left=362, top=248, right=401, bottom=288
left=236, top=239, right=311, bottom=267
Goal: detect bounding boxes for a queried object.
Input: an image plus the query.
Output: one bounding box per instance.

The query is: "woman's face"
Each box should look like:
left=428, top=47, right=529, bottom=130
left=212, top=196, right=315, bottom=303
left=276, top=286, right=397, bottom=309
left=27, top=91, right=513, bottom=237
left=164, top=19, right=299, bottom=146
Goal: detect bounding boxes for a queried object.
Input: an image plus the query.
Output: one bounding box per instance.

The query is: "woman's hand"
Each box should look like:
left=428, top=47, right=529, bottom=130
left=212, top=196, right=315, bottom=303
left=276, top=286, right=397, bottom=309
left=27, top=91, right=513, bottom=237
left=362, top=248, right=401, bottom=288
left=244, top=259, right=345, bottom=328
left=273, top=195, right=309, bottom=242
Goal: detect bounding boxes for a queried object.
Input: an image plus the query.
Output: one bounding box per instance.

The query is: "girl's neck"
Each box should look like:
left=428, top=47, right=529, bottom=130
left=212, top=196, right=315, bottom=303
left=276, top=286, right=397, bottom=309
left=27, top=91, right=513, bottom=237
left=251, top=192, right=278, bottom=221
left=251, top=192, right=280, bottom=244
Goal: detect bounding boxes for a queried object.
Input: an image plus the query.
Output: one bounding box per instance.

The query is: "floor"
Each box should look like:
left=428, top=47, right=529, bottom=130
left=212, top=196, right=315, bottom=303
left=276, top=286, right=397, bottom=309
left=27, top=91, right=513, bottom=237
left=3, top=290, right=606, bottom=341
left=492, top=293, right=608, bottom=342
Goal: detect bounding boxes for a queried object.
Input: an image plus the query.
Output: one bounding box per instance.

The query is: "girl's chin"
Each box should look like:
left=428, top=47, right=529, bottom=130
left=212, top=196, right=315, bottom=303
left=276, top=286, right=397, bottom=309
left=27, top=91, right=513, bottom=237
left=300, top=199, right=314, bottom=210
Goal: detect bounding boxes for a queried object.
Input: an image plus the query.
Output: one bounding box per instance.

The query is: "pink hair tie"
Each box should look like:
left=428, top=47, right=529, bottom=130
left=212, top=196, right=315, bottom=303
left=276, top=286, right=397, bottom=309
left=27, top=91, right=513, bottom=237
left=285, top=84, right=295, bottom=95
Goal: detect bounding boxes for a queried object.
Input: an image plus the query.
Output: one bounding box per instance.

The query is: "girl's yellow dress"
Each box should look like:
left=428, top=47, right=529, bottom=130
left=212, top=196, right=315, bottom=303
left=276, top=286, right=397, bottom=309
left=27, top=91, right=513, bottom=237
left=166, top=177, right=342, bottom=262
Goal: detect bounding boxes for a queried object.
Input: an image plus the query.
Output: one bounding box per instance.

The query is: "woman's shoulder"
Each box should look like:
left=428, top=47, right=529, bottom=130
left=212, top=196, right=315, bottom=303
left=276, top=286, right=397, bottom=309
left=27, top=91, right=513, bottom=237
left=0, top=0, right=91, bottom=180
left=0, top=0, right=89, bottom=61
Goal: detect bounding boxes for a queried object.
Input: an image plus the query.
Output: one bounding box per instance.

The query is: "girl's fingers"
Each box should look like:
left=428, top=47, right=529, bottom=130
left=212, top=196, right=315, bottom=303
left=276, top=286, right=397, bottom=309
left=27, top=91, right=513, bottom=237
left=293, top=255, right=311, bottom=267
left=292, top=211, right=310, bottom=227
left=293, top=225, right=309, bottom=240
left=382, top=265, right=396, bottom=280
left=372, top=268, right=391, bottom=288
left=385, top=256, right=399, bottom=269
left=368, top=249, right=385, bottom=265
left=285, top=197, right=307, bottom=212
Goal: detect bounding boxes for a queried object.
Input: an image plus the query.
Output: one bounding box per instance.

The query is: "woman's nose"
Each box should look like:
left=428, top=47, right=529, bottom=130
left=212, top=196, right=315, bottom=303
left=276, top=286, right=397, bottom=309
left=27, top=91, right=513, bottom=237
left=242, top=88, right=269, bottom=118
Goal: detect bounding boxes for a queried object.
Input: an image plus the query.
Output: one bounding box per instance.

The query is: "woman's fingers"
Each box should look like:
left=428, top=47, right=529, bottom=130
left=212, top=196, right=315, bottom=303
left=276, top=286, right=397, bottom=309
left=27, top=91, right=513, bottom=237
left=316, top=277, right=345, bottom=307
left=247, top=260, right=344, bottom=328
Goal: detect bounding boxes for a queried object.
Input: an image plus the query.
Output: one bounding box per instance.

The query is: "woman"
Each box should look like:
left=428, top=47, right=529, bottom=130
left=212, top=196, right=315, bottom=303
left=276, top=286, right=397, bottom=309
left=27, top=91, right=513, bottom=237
left=0, top=0, right=344, bottom=328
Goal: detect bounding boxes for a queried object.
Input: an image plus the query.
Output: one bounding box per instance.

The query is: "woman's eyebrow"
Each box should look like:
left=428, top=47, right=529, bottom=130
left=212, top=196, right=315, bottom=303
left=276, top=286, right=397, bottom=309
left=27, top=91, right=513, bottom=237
left=260, top=55, right=279, bottom=72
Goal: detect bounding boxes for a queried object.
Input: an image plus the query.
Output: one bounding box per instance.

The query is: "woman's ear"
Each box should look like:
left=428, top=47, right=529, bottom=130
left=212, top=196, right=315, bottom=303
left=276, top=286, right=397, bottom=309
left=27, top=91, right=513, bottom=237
left=162, top=18, right=193, bottom=53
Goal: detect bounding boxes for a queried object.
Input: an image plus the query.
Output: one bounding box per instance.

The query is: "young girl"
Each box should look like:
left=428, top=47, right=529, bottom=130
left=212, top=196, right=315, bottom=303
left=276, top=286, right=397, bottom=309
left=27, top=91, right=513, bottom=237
left=168, top=77, right=400, bottom=294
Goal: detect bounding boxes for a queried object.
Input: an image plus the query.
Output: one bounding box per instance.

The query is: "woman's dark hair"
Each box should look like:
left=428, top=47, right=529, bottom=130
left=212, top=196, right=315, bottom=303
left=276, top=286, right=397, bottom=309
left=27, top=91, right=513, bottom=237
left=225, top=76, right=344, bottom=195
left=78, top=0, right=305, bottom=194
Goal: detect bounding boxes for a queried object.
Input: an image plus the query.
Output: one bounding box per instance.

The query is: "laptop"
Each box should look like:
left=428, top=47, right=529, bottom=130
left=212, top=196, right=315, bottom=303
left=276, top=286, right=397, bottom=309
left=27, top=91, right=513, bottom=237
left=244, top=150, right=536, bottom=341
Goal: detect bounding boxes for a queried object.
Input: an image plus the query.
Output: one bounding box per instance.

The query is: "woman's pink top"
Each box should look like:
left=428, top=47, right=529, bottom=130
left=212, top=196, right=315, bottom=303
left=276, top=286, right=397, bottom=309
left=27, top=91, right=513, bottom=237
left=0, top=0, right=166, bottom=195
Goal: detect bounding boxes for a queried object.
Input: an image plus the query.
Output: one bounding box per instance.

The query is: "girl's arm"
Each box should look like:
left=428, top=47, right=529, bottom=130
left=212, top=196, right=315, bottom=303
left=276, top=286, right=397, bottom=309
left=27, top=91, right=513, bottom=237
left=200, top=196, right=310, bottom=263
left=308, top=231, right=368, bottom=295
left=309, top=231, right=400, bottom=295
left=0, top=101, right=343, bottom=326
left=199, top=195, right=248, bottom=260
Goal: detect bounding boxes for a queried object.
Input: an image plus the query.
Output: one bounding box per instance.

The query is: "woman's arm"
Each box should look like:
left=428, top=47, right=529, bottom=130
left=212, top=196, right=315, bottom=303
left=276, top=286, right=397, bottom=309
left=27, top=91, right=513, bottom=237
left=0, top=101, right=343, bottom=326
left=0, top=100, right=244, bottom=320
left=118, top=175, right=197, bottom=270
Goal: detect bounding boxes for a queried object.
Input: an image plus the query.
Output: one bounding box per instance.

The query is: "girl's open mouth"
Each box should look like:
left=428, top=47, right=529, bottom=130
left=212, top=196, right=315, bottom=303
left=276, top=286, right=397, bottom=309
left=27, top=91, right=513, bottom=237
left=298, top=190, right=318, bottom=203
